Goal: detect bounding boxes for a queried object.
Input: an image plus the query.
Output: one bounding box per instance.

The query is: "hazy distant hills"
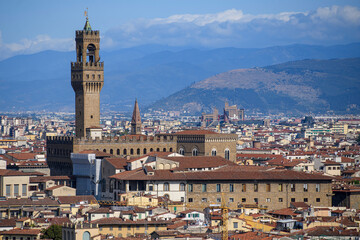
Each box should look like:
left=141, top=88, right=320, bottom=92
left=0, top=43, right=360, bottom=112
left=149, top=58, right=360, bottom=115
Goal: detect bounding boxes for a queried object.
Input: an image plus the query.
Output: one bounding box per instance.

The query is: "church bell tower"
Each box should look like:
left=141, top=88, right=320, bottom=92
left=71, top=16, right=104, bottom=138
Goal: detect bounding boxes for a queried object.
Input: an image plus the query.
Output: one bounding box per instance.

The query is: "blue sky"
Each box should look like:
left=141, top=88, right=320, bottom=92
left=0, top=0, right=360, bottom=60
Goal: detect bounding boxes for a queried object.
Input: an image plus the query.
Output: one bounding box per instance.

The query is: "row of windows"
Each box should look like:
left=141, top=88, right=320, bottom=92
left=72, top=74, right=101, bottom=80
left=5, top=184, right=27, bottom=197
left=188, top=183, right=320, bottom=192
left=102, top=147, right=173, bottom=155
left=189, top=197, right=322, bottom=203
left=179, top=148, right=230, bottom=159
left=48, top=148, right=71, bottom=156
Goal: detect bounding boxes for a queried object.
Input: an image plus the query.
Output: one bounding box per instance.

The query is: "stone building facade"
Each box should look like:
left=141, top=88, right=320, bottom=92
left=109, top=157, right=333, bottom=210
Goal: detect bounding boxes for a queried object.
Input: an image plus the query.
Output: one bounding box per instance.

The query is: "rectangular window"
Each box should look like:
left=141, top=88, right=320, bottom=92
left=316, top=184, right=320, bottom=192
left=266, top=184, right=271, bottom=192
left=303, top=184, right=308, bottom=192
left=233, top=222, right=238, bottom=229
left=127, top=226, right=131, bottom=230
left=278, top=184, right=283, bottom=192
left=279, top=198, right=283, bottom=202
left=118, top=226, right=121, bottom=230
left=254, top=198, right=258, bottom=203
left=229, top=198, right=234, bottom=202
left=242, top=198, right=246, bottom=203
left=291, top=184, right=296, bottom=192
left=291, top=198, right=295, bottom=202
left=188, top=198, right=193, bottom=202
left=217, top=198, right=221, bottom=203
left=254, top=184, right=258, bottom=192
left=304, top=198, right=308, bottom=202
left=242, top=184, right=246, bottom=192
left=109, top=227, right=113, bottom=230
left=149, top=185, right=154, bottom=191
left=136, top=226, right=140, bottom=230
left=216, top=184, right=221, bottom=192
left=6, top=185, right=11, bottom=196
left=201, top=198, right=207, bottom=202
left=316, top=198, right=320, bottom=202
left=202, top=184, right=207, bottom=192
left=266, top=198, right=271, bottom=202
left=229, top=184, right=234, bottom=192
left=14, top=184, right=19, bottom=196
left=22, top=184, right=27, bottom=196
left=188, top=184, right=193, bottom=192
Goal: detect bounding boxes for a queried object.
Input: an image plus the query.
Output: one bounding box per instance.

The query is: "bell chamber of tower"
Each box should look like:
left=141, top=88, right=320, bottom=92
left=71, top=18, right=104, bottom=138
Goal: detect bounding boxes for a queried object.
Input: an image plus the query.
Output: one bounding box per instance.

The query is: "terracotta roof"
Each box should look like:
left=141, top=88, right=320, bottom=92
left=30, top=176, right=70, bottom=183
left=0, top=219, right=16, bottom=227
left=324, top=160, right=341, bottom=165
left=161, top=156, right=237, bottom=170
left=268, top=208, right=298, bottom=216
left=91, top=217, right=170, bottom=225
left=110, top=166, right=333, bottom=182
left=0, top=198, right=59, bottom=207
left=0, top=169, right=33, bottom=176
left=167, top=220, right=186, bottom=230
left=88, top=207, right=112, bottom=214
left=104, top=157, right=128, bottom=169
left=290, top=202, right=310, bottom=209
left=6, top=153, right=37, bottom=161
left=1, top=229, right=41, bottom=235
left=57, top=195, right=97, bottom=204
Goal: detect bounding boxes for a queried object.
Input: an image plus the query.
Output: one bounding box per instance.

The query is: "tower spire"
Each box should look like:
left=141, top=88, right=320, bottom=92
left=131, top=99, right=142, bottom=135
left=83, top=8, right=92, bottom=31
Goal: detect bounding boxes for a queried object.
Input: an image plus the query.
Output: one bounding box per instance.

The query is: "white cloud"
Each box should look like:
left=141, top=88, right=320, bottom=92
left=105, top=5, right=360, bottom=49
left=0, top=31, right=73, bottom=61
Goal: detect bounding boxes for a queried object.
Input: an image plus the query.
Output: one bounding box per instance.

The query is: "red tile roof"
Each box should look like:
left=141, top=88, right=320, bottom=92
left=1, top=229, right=41, bottom=235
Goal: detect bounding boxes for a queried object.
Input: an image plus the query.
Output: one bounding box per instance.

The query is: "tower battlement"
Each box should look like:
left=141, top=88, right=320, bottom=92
left=71, top=61, right=104, bottom=70
left=75, top=30, right=99, bottom=37
left=46, top=136, right=74, bottom=144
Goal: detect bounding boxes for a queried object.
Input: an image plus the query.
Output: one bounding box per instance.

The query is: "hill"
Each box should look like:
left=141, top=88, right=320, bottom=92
left=149, top=58, right=360, bottom=115
left=0, top=43, right=360, bottom=112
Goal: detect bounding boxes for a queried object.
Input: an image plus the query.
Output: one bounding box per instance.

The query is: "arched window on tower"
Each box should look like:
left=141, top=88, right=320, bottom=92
left=179, top=148, right=185, bottom=155
left=87, top=44, right=96, bottom=63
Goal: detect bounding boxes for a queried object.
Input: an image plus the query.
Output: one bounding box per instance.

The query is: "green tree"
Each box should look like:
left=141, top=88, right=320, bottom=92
left=41, top=224, right=62, bottom=240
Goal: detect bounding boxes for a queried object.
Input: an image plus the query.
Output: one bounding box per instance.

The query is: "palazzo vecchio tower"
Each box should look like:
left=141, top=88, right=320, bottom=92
left=71, top=17, right=104, bottom=138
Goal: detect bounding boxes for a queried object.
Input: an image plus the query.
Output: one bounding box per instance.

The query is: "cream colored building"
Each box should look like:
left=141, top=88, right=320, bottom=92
left=0, top=170, right=38, bottom=198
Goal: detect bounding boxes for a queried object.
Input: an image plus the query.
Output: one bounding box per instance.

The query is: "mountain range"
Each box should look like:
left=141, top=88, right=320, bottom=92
left=149, top=58, right=360, bottom=115
left=0, top=43, right=360, bottom=113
